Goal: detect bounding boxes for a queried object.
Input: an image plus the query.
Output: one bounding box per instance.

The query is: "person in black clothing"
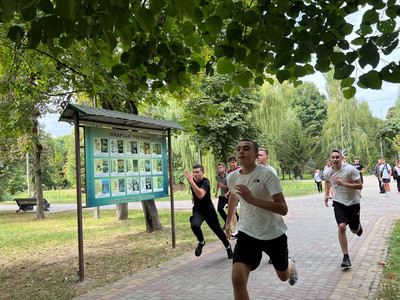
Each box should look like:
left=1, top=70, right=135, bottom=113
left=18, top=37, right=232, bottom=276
left=185, top=164, right=234, bottom=259
left=352, top=157, right=365, bottom=183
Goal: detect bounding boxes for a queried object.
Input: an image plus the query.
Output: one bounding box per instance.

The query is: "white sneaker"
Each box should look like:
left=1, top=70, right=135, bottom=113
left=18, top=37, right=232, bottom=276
left=288, top=257, right=298, bottom=286
left=231, top=231, right=238, bottom=239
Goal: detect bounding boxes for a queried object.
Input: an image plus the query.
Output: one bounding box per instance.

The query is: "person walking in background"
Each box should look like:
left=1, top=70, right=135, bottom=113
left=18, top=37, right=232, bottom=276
left=375, top=158, right=385, bottom=194
left=215, top=163, right=229, bottom=230
left=352, top=156, right=365, bottom=194
left=323, top=149, right=363, bottom=268
left=314, top=169, right=323, bottom=193
left=185, top=165, right=234, bottom=259
left=394, top=160, right=400, bottom=193
left=226, top=138, right=298, bottom=300
left=379, top=158, right=392, bottom=197
left=342, top=155, right=347, bottom=164
left=256, top=148, right=277, bottom=176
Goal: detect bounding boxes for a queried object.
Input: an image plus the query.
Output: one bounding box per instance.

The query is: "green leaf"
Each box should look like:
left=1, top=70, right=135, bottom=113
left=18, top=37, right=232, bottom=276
left=345, top=51, right=358, bottom=64
left=187, top=61, right=200, bottom=74
left=362, top=9, right=379, bottom=25
left=231, top=85, right=240, bottom=97
left=339, top=23, right=353, bottom=36
left=217, top=58, right=235, bottom=74
left=330, top=52, right=346, bottom=66
left=358, top=70, right=382, bottom=89
left=333, top=64, right=355, bottom=80
left=149, top=0, right=165, bottom=14
left=116, top=25, right=133, bottom=48
left=381, top=63, right=400, bottom=83
left=342, top=86, right=356, bottom=99
left=174, top=0, right=193, bottom=17
left=7, top=26, right=24, bottom=48
left=254, top=75, right=264, bottom=86
left=41, top=16, right=63, bottom=38
left=214, top=45, right=223, bottom=58
left=21, top=6, right=36, bottom=21
left=0, top=0, right=16, bottom=18
left=340, top=77, right=355, bottom=88
left=377, top=19, right=396, bottom=34
left=315, top=58, right=331, bottom=72
left=37, top=0, right=54, bottom=14
left=205, top=15, right=223, bottom=34
left=359, top=42, right=379, bottom=68
left=292, top=65, right=308, bottom=77
left=357, top=24, right=373, bottom=36
left=234, top=47, right=246, bottom=62
left=111, top=64, right=126, bottom=77
left=276, top=70, right=291, bottom=83
left=233, top=71, right=253, bottom=88
left=181, top=21, right=195, bottom=36
left=243, top=10, right=260, bottom=27
left=136, top=7, right=155, bottom=32
left=55, top=0, right=77, bottom=20
left=351, top=37, right=365, bottom=46
left=27, top=21, right=42, bottom=49
left=223, top=82, right=232, bottom=93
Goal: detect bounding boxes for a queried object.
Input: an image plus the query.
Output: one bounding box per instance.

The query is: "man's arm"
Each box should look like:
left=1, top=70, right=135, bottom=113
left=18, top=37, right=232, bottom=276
left=184, top=171, right=206, bottom=199
left=234, top=184, right=288, bottom=215
left=225, top=193, right=239, bottom=239
left=324, top=180, right=331, bottom=207
left=215, top=180, right=219, bottom=198
left=330, top=177, right=362, bottom=190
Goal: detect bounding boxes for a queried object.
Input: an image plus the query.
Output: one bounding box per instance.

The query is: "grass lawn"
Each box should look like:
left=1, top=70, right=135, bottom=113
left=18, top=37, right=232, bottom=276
left=4, top=180, right=320, bottom=205
left=374, top=219, right=400, bottom=299
left=0, top=209, right=205, bottom=300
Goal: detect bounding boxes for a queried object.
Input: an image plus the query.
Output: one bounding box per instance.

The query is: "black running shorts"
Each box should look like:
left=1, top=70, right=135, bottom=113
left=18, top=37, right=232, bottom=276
left=233, top=232, right=288, bottom=272
left=332, top=201, right=360, bottom=231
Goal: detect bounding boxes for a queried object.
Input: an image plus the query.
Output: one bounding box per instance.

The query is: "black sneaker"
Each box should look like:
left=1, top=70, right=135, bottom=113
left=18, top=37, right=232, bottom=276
left=195, top=241, right=205, bottom=257
left=341, top=256, right=351, bottom=268
left=226, top=246, right=234, bottom=259
left=357, top=224, right=363, bottom=236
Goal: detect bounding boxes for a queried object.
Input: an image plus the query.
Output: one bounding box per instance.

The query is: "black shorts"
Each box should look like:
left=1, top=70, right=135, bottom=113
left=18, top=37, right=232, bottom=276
left=382, top=178, right=390, bottom=183
left=233, top=232, right=288, bottom=272
left=333, top=201, right=360, bottom=231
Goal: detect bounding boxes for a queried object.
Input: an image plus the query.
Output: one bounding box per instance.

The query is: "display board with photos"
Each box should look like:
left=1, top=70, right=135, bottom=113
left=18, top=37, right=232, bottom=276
left=85, top=127, right=168, bottom=207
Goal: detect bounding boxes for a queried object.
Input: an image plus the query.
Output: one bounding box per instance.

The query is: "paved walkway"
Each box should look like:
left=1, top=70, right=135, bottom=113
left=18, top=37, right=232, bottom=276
left=69, top=175, right=400, bottom=300
left=2, top=176, right=399, bottom=299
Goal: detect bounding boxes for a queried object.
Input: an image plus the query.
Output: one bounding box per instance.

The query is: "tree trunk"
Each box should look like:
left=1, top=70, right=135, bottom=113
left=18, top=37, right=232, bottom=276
left=116, top=203, right=128, bottom=220
left=141, top=200, right=162, bottom=232
left=32, top=118, right=44, bottom=219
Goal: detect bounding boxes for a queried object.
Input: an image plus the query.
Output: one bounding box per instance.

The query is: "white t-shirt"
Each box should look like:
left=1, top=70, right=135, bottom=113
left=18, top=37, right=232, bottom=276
left=323, top=163, right=361, bottom=206
left=227, top=164, right=287, bottom=240
left=379, top=163, right=392, bottom=179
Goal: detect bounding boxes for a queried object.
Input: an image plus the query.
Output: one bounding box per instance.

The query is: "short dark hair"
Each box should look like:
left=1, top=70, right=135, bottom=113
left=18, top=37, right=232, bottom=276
left=331, top=149, right=342, bottom=155
left=240, top=138, right=259, bottom=153
left=259, top=148, right=269, bottom=155
left=217, top=163, right=226, bottom=168
left=354, top=156, right=360, bottom=160
left=228, top=156, right=237, bottom=162
left=193, top=164, right=204, bottom=172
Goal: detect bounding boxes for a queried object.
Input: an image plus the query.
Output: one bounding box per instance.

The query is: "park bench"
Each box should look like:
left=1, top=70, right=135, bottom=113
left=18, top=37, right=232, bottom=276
left=14, top=197, right=50, bottom=212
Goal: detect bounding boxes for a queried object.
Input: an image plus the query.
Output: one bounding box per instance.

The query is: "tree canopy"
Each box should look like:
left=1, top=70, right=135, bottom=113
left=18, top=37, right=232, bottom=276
left=1, top=0, right=399, bottom=99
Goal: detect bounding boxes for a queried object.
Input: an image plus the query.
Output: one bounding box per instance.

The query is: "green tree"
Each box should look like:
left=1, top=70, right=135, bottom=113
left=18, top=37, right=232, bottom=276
left=183, top=75, right=260, bottom=163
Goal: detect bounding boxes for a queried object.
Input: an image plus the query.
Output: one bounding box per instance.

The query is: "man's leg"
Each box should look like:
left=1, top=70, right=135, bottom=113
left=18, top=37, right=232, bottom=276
left=338, top=223, right=348, bottom=255
left=232, top=262, right=251, bottom=300
left=190, top=210, right=205, bottom=242
left=217, top=196, right=228, bottom=226
left=205, top=212, right=230, bottom=248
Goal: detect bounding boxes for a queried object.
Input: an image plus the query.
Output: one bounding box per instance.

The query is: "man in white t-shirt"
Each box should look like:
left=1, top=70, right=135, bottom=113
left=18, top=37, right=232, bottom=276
left=256, top=147, right=278, bottom=176
left=226, top=139, right=298, bottom=299
left=323, top=149, right=363, bottom=268
left=379, top=158, right=392, bottom=197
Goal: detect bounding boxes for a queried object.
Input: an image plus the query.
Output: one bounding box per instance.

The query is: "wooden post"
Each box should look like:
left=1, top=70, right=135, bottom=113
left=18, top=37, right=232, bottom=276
left=74, top=113, right=85, bottom=281
left=168, top=129, right=176, bottom=248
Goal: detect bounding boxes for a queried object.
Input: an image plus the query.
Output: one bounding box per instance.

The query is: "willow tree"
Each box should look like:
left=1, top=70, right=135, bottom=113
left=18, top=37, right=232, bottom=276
left=323, top=72, right=381, bottom=164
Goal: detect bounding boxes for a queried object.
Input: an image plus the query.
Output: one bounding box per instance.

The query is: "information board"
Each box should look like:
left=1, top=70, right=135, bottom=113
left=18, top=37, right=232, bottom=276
left=85, top=127, right=169, bottom=207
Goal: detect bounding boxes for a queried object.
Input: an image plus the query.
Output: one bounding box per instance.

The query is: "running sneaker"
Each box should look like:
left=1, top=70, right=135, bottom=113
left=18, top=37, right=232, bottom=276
left=341, top=255, right=351, bottom=268
left=288, top=257, right=298, bottom=286
left=356, top=224, right=363, bottom=236
left=195, top=241, right=205, bottom=257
